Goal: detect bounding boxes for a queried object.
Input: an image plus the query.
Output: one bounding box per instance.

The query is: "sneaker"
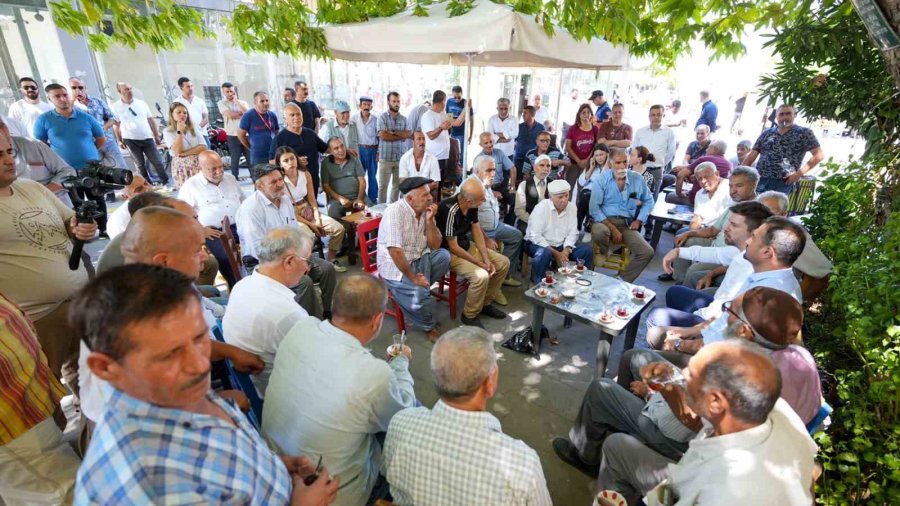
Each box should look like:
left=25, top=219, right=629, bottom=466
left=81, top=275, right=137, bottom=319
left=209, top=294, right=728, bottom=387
left=657, top=272, right=674, bottom=282
left=494, top=291, right=508, bottom=306
left=479, top=304, right=508, bottom=319
left=502, top=277, right=522, bottom=287
left=552, top=437, right=600, bottom=477
left=460, top=315, right=484, bottom=328
left=332, top=259, right=347, bottom=273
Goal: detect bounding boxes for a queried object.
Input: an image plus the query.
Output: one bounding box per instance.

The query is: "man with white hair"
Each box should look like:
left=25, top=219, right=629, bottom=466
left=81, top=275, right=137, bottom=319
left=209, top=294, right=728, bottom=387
left=524, top=179, right=593, bottom=284
left=486, top=98, right=518, bottom=161
left=666, top=139, right=732, bottom=206
left=382, top=327, right=552, bottom=505
left=686, top=162, right=733, bottom=230
left=514, top=153, right=552, bottom=233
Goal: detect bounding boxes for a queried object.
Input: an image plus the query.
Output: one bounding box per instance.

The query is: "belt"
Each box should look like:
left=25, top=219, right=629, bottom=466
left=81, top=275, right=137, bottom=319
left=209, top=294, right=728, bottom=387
left=359, top=144, right=378, bottom=148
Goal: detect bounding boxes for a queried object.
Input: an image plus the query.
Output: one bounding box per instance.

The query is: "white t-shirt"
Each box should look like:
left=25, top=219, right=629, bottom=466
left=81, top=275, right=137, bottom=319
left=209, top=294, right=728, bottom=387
left=398, top=149, right=441, bottom=182
left=419, top=109, right=451, bottom=160
left=110, top=99, right=155, bottom=140
left=7, top=100, right=51, bottom=138
left=106, top=205, right=131, bottom=239
left=173, top=95, right=209, bottom=136
left=162, top=128, right=203, bottom=157
left=284, top=172, right=309, bottom=203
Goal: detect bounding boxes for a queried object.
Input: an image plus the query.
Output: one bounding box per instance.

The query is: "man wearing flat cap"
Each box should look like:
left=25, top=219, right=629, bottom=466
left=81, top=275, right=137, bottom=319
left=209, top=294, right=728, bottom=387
left=321, top=100, right=359, bottom=157
left=353, top=96, right=379, bottom=202
left=524, top=179, right=593, bottom=284
left=377, top=177, right=450, bottom=342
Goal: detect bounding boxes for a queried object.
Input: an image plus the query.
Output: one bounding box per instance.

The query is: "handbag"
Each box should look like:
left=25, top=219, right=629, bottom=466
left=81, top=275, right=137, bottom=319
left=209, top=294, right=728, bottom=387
left=283, top=176, right=317, bottom=223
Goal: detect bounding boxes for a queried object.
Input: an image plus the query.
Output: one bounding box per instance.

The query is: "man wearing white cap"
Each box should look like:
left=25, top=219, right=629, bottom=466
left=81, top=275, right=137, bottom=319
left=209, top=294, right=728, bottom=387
left=515, top=154, right=552, bottom=233
left=524, top=179, right=593, bottom=284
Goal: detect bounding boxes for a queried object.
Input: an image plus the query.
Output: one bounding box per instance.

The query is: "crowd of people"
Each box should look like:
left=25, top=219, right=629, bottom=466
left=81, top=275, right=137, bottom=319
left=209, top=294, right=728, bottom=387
left=0, top=74, right=836, bottom=505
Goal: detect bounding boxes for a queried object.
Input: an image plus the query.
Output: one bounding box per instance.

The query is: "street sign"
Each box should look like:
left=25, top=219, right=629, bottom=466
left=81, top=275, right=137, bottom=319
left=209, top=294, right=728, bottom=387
left=852, top=0, right=900, bottom=50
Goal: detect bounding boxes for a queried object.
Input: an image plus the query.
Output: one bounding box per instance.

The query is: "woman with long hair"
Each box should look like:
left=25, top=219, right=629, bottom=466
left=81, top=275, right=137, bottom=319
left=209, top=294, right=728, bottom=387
left=629, top=145, right=657, bottom=191
left=162, top=103, right=205, bottom=187
left=563, top=103, right=601, bottom=190
left=274, top=145, right=347, bottom=271
left=576, top=143, right=610, bottom=229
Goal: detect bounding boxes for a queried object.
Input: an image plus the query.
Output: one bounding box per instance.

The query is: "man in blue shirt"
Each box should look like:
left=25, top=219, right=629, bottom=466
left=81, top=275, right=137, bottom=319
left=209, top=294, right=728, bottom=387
left=446, top=86, right=473, bottom=166
left=588, top=148, right=655, bottom=282
left=238, top=92, right=279, bottom=165
left=696, top=91, right=718, bottom=133
left=515, top=106, right=544, bottom=173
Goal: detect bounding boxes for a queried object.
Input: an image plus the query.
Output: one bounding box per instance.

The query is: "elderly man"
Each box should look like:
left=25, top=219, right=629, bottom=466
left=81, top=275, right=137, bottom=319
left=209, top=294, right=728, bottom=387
left=420, top=90, right=466, bottom=183
left=72, top=264, right=338, bottom=504
left=477, top=132, right=516, bottom=225
left=377, top=91, right=413, bottom=203
left=238, top=91, right=279, bottom=166
left=1, top=115, right=75, bottom=207
left=216, top=82, right=250, bottom=178
left=514, top=106, right=545, bottom=177
left=268, top=103, right=329, bottom=194
left=321, top=136, right=368, bottom=220
left=681, top=124, right=710, bottom=165
left=524, top=179, right=593, bottom=284
left=112, top=82, right=170, bottom=186
left=236, top=165, right=337, bottom=319
left=383, top=326, right=552, bottom=505
left=377, top=177, right=451, bottom=342
left=398, top=131, right=440, bottom=188
left=321, top=100, right=359, bottom=157
left=437, top=178, right=510, bottom=328
left=223, top=228, right=313, bottom=397
left=743, top=104, right=824, bottom=194
left=597, top=103, right=633, bottom=149
left=588, top=148, right=655, bottom=283
left=684, top=162, right=733, bottom=230
left=532, top=93, right=549, bottom=125
left=178, top=150, right=246, bottom=287
left=632, top=105, right=677, bottom=197
left=8, top=77, right=51, bottom=138
left=515, top=153, right=552, bottom=233
left=465, top=155, right=524, bottom=293
left=522, top=130, right=568, bottom=180
left=666, top=139, right=732, bottom=206
left=264, top=274, right=415, bottom=506
left=70, top=77, right=127, bottom=169
left=487, top=98, right=518, bottom=164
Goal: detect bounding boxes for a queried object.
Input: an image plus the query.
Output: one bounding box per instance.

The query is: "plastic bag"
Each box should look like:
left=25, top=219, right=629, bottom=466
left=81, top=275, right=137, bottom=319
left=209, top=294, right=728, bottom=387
left=501, top=326, right=549, bottom=358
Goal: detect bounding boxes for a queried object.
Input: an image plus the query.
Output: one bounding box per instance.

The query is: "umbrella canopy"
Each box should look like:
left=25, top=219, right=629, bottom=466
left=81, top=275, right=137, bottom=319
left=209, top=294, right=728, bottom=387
left=323, top=1, right=631, bottom=70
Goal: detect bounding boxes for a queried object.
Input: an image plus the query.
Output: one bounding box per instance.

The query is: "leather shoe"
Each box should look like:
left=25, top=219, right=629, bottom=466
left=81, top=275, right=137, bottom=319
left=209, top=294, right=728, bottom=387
left=494, top=291, right=508, bottom=306
left=657, top=272, right=674, bottom=282
left=460, top=315, right=484, bottom=328
left=552, top=437, right=600, bottom=477
left=480, top=304, right=508, bottom=319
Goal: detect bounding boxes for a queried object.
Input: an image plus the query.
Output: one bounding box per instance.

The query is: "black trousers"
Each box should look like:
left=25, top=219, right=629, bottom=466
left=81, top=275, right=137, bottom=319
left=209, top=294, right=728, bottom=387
left=226, top=135, right=250, bottom=178
left=124, top=138, right=168, bottom=184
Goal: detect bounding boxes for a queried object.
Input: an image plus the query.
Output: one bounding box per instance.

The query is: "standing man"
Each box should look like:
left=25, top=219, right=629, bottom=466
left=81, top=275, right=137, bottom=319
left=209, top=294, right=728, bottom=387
left=173, top=77, right=210, bottom=146
left=353, top=96, right=379, bottom=202
left=405, top=97, right=430, bottom=137
left=597, top=103, right=633, bottom=149
left=696, top=90, right=718, bottom=133
left=590, top=90, right=611, bottom=124
left=632, top=104, right=677, bottom=197
left=321, top=100, right=359, bottom=157
left=112, top=82, right=169, bottom=186
left=486, top=98, right=518, bottom=165
left=731, top=91, right=748, bottom=133
left=238, top=91, right=279, bottom=166
left=742, top=104, right=824, bottom=194
left=217, top=82, right=250, bottom=178
left=419, top=90, right=465, bottom=184
left=532, top=93, right=549, bottom=125
left=514, top=105, right=545, bottom=185
left=291, top=80, right=322, bottom=133
left=377, top=91, right=413, bottom=203
left=524, top=179, right=593, bottom=284
left=446, top=86, right=473, bottom=166
left=69, top=77, right=127, bottom=169
left=7, top=77, right=51, bottom=138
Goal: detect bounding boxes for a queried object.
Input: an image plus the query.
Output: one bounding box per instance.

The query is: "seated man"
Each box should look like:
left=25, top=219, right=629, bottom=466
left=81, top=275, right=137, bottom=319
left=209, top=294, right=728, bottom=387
left=321, top=136, right=367, bottom=221
left=223, top=227, right=314, bottom=397
left=263, top=274, right=415, bottom=506
left=685, top=162, right=732, bottom=230
left=106, top=175, right=153, bottom=238
left=524, top=179, right=593, bottom=284
left=382, top=327, right=552, bottom=505
left=236, top=164, right=337, bottom=319
left=514, top=153, right=552, bottom=234
left=757, top=190, right=833, bottom=284
left=522, top=130, right=568, bottom=180
left=476, top=132, right=516, bottom=224
left=178, top=150, right=247, bottom=287
left=0, top=293, right=81, bottom=504
left=398, top=131, right=440, bottom=189
left=588, top=148, right=655, bottom=282
left=594, top=341, right=817, bottom=505
left=436, top=178, right=510, bottom=328
left=72, top=264, right=338, bottom=504
left=2, top=115, right=75, bottom=207
left=377, top=177, right=451, bottom=342
left=463, top=154, right=524, bottom=294
left=666, top=139, right=732, bottom=206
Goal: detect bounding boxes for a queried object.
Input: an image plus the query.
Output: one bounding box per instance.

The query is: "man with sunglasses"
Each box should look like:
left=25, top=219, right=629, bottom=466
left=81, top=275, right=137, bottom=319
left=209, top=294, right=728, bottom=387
left=112, top=81, right=170, bottom=187
left=7, top=77, right=51, bottom=139
left=69, top=77, right=128, bottom=170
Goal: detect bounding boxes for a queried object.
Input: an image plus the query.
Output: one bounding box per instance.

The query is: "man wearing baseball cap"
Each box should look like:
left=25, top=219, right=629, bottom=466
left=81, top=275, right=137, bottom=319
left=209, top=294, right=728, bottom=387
left=321, top=100, right=359, bottom=157
left=590, top=90, right=611, bottom=124
left=524, top=178, right=593, bottom=284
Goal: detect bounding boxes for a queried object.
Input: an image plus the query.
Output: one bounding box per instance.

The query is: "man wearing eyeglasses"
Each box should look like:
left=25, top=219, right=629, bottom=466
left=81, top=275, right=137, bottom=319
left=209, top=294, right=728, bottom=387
left=111, top=82, right=170, bottom=187
left=69, top=77, right=128, bottom=170
left=7, top=77, right=51, bottom=139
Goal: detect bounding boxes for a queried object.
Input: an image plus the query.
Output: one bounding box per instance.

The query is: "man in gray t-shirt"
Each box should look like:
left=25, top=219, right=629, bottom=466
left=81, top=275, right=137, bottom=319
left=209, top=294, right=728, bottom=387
left=320, top=137, right=368, bottom=220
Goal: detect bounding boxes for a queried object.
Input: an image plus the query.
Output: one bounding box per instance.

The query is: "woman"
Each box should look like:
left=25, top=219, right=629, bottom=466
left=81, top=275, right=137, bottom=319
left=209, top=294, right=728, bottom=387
left=162, top=103, right=205, bottom=187
left=576, top=144, right=610, bottom=230
left=563, top=103, right=601, bottom=191
left=274, top=146, right=347, bottom=272
left=629, top=146, right=657, bottom=191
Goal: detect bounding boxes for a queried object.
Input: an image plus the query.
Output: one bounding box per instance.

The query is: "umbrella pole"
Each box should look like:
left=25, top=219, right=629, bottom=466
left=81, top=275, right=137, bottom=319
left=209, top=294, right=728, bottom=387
left=555, top=67, right=564, bottom=132
left=464, top=53, right=474, bottom=173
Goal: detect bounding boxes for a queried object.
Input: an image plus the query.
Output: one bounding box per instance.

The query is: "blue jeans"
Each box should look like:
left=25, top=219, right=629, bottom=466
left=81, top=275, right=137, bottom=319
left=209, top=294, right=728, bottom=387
left=525, top=241, right=593, bottom=284
left=383, top=249, right=451, bottom=331
left=485, top=223, right=523, bottom=275
left=666, top=285, right=715, bottom=314
left=359, top=145, right=379, bottom=202
left=758, top=177, right=795, bottom=195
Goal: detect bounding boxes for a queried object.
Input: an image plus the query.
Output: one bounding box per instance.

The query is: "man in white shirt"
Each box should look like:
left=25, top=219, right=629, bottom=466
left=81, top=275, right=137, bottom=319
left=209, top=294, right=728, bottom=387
left=524, top=179, right=593, bottom=284
left=173, top=77, right=209, bottom=146
left=532, top=93, right=549, bottom=125
left=263, top=274, right=415, bottom=506
left=7, top=77, right=51, bottom=138
left=112, top=82, right=169, bottom=186
left=595, top=340, right=816, bottom=506
left=235, top=165, right=336, bottom=319
left=107, top=175, right=153, bottom=238
left=486, top=98, right=518, bottom=162
left=223, top=227, right=313, bottom=397
left=514, top=154, right=552, bottom=233
left=632, top=104, right=676, bottom=197
left=382, top=326, right=552, bottom=505
left=688, top=163, right=733, bottom=228
left=353, top=96, right=380, bottom=202
left=1, top=114, right=28, bottom=137
left=398, top=131, right=440, bottom=188
left=419, top=90, right=465, bottom=184
left=216, top=82, right=249, bottom=178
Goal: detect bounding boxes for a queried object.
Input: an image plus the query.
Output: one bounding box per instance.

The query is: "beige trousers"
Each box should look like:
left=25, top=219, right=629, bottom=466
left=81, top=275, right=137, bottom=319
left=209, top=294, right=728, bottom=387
left=298, top=215, right=345, bottom=255
left=450, top=244, right=510, bottom=318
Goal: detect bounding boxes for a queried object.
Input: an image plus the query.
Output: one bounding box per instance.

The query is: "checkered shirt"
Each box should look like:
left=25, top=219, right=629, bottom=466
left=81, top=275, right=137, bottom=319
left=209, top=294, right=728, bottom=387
left=76, top=389, right=292, bottom=504
left=377, top=112, right=410, bottom=161
left=382, top=401, right=552, bottom=505
left=376, top=199, right=429, bottom=281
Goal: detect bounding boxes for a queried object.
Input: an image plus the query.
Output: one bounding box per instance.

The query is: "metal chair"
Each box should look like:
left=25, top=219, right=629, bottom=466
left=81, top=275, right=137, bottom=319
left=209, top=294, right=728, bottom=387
left=355, top=217, right=406, bottom=331
left=211, top=323, right=263, bottom=429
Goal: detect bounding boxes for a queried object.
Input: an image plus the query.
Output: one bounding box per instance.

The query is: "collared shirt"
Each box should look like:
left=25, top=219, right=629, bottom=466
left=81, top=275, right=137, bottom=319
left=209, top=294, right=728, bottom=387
left=222, top=271, right=310, bottom=397
left=685, top=154, right=732, bottom=203
left=588, top=169, right=655, bottom=224
left=642, top=392, right=697, bottom=443
left=352, top=111, right=379, bottom=145
left=178, top=172, right=247, bottom=228
left=0, top=294, right=66, bottom=445
left=111, top=98, right=155, bottom=140
left=752, top=125, right=821, bottom=179
left=77, top=389, right=292, bottom=504
left=480, top=149, right=515, bottom=185
left=74, top=96, right=118, bottom=147
left=695, top=100, right=719, bottom=132
left=173, top=95, right=209, bottom=136
left=239, top=109, right=279, bottom=162
left=382, top=400, right=552, bottom=506
left=33, top=108, right=103, bottom=170
left=377, top=112, right=410, bottom=161
left=398, top=149, right=440, bottom=182
left=377, top=199, right=431, bottom=281
left=235, top=190, right=297, bottom=260
left=462, top=174, right=500, bottom=232
left=321, top=155, right=365, bottom=200
left=217, top=98, right=249, bottom=137
left=646, top=399, right=816, bottom=506
left=263, top=318, right=415, bottom=506
left=514, top=120, right=545, bottom=161
left=773, top=345, right=823, bottom=425
left=632, top=125, right=676, bottom=168
left=679, top=245, right=744, bottom=321
left=487, top=114, right=519, bottom=157
left=8, top=99, right=52, bottom=138
left=515, top=176, right=549, bottom=223
left=693, top=178, right=733, bottom=226
left=12, top=135, right=75, bottom=206
left=522, top=146, right=567, bottom=177
left=436, top=195, right=479, bottom=251
left=525, top=199, right=578, bottom=249
left=321, top=119, right=359, bottom=150
left=419, top=109, right=451, bottom=159
left=595, top=102, right=611, bottom=122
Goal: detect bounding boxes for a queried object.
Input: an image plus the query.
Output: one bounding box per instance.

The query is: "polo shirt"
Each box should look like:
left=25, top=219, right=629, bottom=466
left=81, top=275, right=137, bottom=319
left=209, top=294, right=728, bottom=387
left=522, top=146, right=566, bottom=177
left=685, top=140, right=709, bottom=163
left=33, top=108, right=103, bottom=170
left=752, top=125, right=820, bottom=179
left=595, top=102, right=611, bottom=123
left=436, top=195, right=479, bottom=251
left=320, top=156, right=365, bottom=200
left=238, top=109, right=279, bottom=162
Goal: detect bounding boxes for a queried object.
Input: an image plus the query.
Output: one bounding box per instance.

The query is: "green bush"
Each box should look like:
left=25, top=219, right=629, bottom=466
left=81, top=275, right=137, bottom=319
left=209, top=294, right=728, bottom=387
left=802, top=154, right=900, bottom=504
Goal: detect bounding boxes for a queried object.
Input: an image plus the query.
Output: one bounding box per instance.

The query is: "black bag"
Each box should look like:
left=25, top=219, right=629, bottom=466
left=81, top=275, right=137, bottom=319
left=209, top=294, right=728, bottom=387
left=501, top=326, right=549, bottom=358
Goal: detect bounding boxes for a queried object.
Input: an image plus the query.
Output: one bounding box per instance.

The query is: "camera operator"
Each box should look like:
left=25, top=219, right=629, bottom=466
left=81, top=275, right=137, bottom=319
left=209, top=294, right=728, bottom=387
left=0, top=131, right=97, bottom=390
left=0, top=115, right=76, bottom=207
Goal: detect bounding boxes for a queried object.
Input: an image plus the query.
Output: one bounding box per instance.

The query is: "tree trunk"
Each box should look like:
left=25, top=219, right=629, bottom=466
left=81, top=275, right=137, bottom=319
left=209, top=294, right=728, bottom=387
left=876, top=0, right=900, bottom=90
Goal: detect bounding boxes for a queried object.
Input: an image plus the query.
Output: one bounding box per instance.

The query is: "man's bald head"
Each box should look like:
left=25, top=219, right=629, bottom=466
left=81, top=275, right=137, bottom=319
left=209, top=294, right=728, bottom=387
left=121, top=206, right=208, bottom=280
left=459, top=177, right=486, bottom=205
left=198, top=150, right=225, bottom=184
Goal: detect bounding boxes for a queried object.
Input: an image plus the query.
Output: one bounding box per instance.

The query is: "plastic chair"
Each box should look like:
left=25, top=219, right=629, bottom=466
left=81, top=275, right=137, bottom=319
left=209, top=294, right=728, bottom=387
left=592, top=241, right=631, bottom=277
left=806, top=401, right=833, bottom=435
left=355, top=217, right=406, bottom=331
left=435, top=271, right=469, bottom=320
left=211, top=323, right=263, bottom=429
left=787, top=178, right=816, bottom=216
